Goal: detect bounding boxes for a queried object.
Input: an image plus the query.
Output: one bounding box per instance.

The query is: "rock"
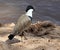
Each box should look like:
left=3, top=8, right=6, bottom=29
left=25, top=21, right=56, bottom=37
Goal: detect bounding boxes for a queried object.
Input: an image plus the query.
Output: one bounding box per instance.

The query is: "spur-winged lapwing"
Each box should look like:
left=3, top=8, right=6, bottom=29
left=8, top=5, right=35, bottom=41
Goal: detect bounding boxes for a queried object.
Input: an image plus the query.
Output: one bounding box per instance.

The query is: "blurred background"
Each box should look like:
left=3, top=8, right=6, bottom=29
left=0, top=0, right=60, bottom=25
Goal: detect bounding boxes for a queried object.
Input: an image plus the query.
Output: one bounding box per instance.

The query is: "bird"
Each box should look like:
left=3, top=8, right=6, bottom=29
left=8, top=5, right=35, bottom=41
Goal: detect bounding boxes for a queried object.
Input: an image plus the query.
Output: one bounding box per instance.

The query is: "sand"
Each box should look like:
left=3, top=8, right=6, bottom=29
left=0, top=21, right=60, bottom=50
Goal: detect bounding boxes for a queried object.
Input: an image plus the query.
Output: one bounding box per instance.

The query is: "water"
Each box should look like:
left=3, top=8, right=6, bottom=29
left=0, top=0, right=60, bottom=25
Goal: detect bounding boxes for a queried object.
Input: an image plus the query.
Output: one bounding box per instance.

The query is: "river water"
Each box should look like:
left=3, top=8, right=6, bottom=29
left=0, top=0, right=60, bottom=25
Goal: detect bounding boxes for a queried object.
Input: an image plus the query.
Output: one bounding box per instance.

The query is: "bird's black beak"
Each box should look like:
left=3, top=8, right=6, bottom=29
left=33, top=8, right=35, bottom=11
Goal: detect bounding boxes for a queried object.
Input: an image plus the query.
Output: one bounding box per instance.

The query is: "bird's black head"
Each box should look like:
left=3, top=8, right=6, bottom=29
left=26, top=5, right=35, bottom=12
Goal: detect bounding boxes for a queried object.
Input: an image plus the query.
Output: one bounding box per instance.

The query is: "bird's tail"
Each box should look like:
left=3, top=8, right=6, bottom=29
left=8, top=34, right=15, bottom=40
left=8, top=30, right=19, bottom=40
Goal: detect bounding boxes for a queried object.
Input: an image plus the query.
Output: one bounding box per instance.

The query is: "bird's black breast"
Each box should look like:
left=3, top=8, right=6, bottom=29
left=28, top=16, right=32, bottom=21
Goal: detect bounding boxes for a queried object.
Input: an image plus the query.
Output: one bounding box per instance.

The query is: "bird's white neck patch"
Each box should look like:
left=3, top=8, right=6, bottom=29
left=26, top=9, right=33, bottom=17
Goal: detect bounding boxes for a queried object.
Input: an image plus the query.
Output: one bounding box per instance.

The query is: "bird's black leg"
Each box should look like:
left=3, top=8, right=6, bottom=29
left=19, top=31, right=27, bottom=42
left=23, top=31, right=27, bottom=40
